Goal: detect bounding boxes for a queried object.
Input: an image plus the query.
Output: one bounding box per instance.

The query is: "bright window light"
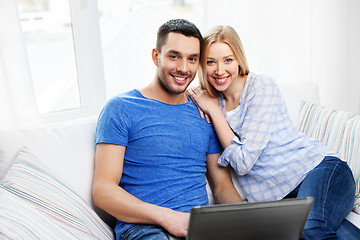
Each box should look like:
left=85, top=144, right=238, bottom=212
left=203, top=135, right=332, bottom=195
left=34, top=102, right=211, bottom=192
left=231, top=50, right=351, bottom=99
left=16, top=0, right=81, bottom=114
left=97, top=0, right=205, bottom=99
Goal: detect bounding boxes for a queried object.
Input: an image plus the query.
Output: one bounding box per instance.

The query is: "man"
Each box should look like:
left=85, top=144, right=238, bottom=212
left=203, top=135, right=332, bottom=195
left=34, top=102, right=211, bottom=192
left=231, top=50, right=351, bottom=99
left=92, top=19, right=242, bottom=240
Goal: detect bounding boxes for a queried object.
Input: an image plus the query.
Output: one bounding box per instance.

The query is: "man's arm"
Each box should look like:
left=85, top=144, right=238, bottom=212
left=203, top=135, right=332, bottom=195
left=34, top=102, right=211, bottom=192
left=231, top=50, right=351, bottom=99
left=92, top=143, right=189, bottom=237
left=206, top=153, right=243, bottom=204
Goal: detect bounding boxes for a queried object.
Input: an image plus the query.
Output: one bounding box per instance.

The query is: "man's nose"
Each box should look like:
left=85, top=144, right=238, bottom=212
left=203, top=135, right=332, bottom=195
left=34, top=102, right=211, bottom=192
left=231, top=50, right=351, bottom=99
left=176, top=59, right=189, bottom=73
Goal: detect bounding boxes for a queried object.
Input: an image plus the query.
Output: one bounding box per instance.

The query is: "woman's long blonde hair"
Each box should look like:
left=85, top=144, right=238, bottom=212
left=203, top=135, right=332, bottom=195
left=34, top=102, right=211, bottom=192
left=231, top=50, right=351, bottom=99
left=199, top=25, right=250, bottom=97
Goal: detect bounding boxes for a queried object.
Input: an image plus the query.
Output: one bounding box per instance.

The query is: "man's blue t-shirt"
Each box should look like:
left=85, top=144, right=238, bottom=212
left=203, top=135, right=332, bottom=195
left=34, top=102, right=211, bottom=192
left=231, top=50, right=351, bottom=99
left=96, top=89, right=223, bottom=236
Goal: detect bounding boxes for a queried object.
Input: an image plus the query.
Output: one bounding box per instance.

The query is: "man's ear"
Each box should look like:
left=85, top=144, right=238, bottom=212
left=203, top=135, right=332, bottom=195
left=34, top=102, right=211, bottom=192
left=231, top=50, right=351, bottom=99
left=152, top=48, right=159, bottom=66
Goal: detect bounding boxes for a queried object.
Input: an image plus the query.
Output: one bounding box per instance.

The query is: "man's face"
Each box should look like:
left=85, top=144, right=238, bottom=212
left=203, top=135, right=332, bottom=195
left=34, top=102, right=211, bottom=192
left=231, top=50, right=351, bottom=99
left=154, top=32, right=200, bottom=95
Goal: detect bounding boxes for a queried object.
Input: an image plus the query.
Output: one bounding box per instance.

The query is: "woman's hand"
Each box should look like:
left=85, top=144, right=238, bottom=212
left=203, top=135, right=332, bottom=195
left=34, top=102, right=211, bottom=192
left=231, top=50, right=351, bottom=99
left=187, top=87, right=211, bottom=123
left=187, top=87, right=220, bottom=123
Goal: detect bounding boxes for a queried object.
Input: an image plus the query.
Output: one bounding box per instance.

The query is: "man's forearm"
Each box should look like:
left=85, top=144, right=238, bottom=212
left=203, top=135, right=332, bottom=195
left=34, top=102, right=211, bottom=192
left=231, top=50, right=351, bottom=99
left=93, top=182, right=189, bottom=237
left=93, top=181, right=164, bottom=224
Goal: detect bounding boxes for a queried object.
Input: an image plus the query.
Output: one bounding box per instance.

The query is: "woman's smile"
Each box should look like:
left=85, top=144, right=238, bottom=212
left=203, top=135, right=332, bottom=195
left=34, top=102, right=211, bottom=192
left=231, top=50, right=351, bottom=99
left=213, top=76, right=229, bottom=85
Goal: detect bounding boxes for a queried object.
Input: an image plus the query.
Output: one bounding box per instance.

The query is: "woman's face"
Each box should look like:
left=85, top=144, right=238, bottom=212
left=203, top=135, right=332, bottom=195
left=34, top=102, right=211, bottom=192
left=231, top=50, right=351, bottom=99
left=205, top=42, right=239, bottom=92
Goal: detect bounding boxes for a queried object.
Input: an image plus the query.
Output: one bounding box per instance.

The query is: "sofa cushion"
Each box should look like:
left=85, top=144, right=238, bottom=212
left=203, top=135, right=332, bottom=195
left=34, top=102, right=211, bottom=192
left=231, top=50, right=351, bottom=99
left=297, top=101, right=360, bottom=213
left=0, top=116, right=116, bottom=226
left=0, top=117, right=97, bottom=203
left=0, top=147, right=114, bottom=239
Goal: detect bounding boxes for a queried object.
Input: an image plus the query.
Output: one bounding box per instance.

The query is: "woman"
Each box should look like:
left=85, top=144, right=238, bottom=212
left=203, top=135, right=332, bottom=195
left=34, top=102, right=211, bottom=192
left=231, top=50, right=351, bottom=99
left=187, top=25, right=356, bottom=239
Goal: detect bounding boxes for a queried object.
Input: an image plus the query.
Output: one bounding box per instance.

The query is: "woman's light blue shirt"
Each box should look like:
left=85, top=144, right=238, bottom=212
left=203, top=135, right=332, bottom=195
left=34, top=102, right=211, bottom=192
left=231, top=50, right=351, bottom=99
left=218, top=72, right=335, bottom=202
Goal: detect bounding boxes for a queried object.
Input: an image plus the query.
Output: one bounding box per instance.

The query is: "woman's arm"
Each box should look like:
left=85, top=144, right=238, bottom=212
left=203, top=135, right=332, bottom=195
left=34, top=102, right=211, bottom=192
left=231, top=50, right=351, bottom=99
left=188, top=83, right=281, bottom=176
left=92, top=143, right=189, bottom=237
left=187, top=88, right=235, bottom=149
left=206, top=153, right=242, bottom=204
left=218, top=83, right=281, bottom=175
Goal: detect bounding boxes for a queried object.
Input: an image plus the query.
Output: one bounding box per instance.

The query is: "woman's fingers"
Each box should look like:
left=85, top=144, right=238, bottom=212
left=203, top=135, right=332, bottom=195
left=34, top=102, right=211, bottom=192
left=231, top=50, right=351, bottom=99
left=205, top=113, right=211, bottom=124
left=194, top=87, right=204, bottom=95
left=199, top=108, right=205, bottom=119
left=187, top=87, right=208, bottom=121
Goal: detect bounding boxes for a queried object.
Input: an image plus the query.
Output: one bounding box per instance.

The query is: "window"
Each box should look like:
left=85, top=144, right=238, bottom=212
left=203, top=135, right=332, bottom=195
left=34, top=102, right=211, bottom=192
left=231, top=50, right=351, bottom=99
left=16, top=0, right=106, bottom=122
left=17, top=0, right=80, bottom=114
left=97, top=0, right=206, bottom=98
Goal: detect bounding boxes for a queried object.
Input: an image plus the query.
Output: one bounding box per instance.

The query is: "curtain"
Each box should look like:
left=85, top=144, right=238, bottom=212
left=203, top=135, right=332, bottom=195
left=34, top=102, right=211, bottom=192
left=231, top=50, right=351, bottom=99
left=0, top=0, right=40, bottom=128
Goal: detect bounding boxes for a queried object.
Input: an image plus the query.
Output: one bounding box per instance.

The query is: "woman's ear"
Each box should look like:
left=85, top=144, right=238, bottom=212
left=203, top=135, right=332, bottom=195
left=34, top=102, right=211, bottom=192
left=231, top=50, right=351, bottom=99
left=152, top=48, right=159, bottom=66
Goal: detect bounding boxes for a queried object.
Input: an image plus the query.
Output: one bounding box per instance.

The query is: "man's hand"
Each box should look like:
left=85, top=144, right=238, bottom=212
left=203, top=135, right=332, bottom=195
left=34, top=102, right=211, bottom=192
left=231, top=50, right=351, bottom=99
left=158, top=209, right=190, bottom=238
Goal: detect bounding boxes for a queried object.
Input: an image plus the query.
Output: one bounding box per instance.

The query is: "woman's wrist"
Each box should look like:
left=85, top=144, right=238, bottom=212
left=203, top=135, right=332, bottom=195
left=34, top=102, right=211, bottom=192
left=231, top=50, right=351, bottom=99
left=208, top=107, right=223, bottom=119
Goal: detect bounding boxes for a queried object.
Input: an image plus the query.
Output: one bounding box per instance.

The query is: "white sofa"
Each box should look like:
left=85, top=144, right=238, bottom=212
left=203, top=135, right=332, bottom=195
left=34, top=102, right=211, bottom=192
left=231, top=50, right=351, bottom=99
left=0, top=82, right=359, bottom=239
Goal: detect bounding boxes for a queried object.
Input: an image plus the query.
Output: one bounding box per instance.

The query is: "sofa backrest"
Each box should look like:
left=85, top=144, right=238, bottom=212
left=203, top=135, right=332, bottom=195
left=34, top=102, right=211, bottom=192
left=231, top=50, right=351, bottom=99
left=0, top=116, right=116, bottom=227
left=0, top=117, right=97, bottom=202
left=297, top=101, right=360, bottom=213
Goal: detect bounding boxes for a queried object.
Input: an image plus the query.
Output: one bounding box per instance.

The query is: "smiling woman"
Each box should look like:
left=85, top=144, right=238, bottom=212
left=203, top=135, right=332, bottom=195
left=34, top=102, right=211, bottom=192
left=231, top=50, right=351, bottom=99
left=1, top=0, right=359, bottom=127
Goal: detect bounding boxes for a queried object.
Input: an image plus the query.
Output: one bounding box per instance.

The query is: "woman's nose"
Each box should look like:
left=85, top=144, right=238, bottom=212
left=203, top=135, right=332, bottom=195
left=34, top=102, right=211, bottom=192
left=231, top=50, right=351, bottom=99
left=215, top=63, right=225, bottom=75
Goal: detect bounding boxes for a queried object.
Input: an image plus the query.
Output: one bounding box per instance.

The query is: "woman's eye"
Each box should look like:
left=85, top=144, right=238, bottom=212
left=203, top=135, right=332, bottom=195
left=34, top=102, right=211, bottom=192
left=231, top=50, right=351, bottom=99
left=207, top=60, right=215, bottom=65
left=225, top=58, right=233, bottom=63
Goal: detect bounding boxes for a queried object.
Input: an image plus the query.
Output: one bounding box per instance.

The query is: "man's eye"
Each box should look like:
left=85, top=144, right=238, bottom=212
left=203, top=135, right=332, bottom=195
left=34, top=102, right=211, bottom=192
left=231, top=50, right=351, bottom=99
left=189, top=57, right=198, bottom=62
left=170, top=55, right=178, bottom=59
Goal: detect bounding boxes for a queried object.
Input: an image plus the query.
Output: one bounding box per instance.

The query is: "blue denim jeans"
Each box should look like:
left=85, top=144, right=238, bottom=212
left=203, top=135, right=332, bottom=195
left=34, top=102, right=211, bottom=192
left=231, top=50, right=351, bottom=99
left=285, top=156, right=356, bottom=240
left=119, top=157, right=357, bottom=240
left=119, top=224, right=184, bottom=240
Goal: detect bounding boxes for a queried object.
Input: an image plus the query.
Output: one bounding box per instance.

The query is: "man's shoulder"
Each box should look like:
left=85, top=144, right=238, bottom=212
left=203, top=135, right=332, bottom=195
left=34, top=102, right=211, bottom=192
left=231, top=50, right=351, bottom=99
left=106, top=89, right=142, bottom=106
left=111, top=89, right=141, bottom=100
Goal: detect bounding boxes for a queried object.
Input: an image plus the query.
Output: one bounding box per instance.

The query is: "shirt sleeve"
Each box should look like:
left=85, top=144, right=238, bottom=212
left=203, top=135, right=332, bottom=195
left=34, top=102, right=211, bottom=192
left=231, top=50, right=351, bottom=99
left=207, top=124, right=224, bottom=155
left=218, top=80, right=281, bottom=175
left=96, top=97, right=130, bottom=146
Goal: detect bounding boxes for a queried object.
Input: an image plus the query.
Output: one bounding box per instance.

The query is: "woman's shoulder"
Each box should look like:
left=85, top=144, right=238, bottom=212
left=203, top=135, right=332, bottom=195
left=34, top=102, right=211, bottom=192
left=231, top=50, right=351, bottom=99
left=248, top=72, right=276, bottom=86
left=246, top=72, right=278, bottom=95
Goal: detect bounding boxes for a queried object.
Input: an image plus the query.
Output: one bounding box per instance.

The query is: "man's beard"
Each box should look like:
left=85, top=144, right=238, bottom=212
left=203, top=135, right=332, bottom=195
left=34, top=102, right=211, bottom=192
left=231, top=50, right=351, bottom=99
left=157, top=73, right=192, bottom=95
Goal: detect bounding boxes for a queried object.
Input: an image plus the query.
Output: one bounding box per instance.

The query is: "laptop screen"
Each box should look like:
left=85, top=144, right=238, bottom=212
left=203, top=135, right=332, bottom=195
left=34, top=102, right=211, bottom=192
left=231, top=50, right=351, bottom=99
left=187, top=197, right=313, bottom=240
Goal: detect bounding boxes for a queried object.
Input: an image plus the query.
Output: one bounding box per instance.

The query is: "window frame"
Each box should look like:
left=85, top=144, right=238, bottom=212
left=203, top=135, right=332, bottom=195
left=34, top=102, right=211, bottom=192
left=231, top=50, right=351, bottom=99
left=40, top=0, right=106, bottom=123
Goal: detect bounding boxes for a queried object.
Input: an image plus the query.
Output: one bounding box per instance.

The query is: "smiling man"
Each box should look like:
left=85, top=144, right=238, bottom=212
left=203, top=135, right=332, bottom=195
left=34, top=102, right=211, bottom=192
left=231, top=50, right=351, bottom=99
left=92, top=19, right=242, bottom=240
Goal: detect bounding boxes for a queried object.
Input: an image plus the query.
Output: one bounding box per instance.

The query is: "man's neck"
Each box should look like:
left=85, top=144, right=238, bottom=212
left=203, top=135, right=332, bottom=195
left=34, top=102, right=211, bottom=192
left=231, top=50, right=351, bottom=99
left=140, top=82, right=188, bottom=105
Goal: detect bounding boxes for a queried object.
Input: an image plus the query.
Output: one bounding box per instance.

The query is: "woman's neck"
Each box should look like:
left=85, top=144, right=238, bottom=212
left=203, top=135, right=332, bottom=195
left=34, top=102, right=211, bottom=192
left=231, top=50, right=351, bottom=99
left=222, top=74, right=247, bottom=112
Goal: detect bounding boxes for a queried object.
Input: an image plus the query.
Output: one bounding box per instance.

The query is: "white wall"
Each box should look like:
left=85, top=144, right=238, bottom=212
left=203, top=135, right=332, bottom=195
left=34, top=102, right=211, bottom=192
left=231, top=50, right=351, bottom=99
left=204, top=0, right=360, bottom=113
left=348, top=0, right=360, bottom=114
left=98, top=0, right=360, bottom=114
left=311, top=0, right=350, bottom=113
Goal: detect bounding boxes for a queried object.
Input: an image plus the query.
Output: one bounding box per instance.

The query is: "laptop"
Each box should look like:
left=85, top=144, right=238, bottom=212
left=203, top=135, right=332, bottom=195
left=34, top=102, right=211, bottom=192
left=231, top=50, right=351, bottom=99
left=186, top=197, right=313, bottom=240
